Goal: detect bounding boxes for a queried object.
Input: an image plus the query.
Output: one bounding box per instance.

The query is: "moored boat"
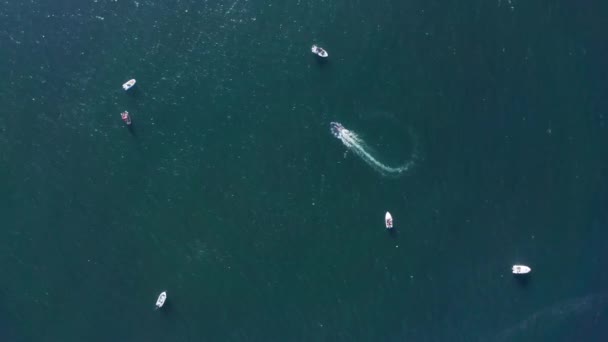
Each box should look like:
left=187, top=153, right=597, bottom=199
left=122, top=79, right=136, bottom=91
left=155, top=291, right=167, bottom=309
left=385, top=212, right=393, bottom=229
left=311, top=45, right=328, bottom=58
left=512, top=265, right=531, bottom=274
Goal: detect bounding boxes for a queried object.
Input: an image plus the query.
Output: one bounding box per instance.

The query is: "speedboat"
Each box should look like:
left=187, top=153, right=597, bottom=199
left=385, top=212, right=393, bottom=229
left=330, top=122, right=344, bottom=138
left=512, top=265, right=531, bottom=274
left=155, top=291, right=167, bottom=309
left=311, top=45, right=328, bottom=58
left=122, top=79, right=136, bottom=91
left=121, top=111, right=132, bottom=125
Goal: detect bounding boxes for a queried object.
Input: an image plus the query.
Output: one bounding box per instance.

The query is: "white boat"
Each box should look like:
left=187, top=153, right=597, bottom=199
left=122, top=79, right=136, bottom=91
left=385, top=212, right=393, bottom=229
left=311, top=45, right=328, bottom=58
left=512, top=265, right=531, bottom=274
left=155, top=291, right=167, bottom=309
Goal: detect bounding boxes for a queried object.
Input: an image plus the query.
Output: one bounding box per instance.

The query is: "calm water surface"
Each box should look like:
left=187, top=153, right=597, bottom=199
left=1, top=0, right=607, bottom=341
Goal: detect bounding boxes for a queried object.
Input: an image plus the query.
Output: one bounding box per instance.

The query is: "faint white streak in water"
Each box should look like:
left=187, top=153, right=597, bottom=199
left=497, top=0, right=515, bottom=11
left=8, top=35, right=21, bottom=45
left=493, top=292, right=608, bottom=341
left=225, top=0, right=239, bottom=15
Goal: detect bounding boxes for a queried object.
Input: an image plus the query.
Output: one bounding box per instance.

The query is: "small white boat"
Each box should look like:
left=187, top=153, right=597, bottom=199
left=155, top=291, right=167, bottom=309
left=512, top=265, right=531, bottom=274
left=122, top=79, right=136, bottom=91
left=385, top=212, right=393, bottom=229
left=311, top=45, right=328, bottom=58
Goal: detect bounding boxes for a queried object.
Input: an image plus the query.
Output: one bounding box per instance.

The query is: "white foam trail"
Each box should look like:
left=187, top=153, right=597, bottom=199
left=330, top=122, right=416, bottom=177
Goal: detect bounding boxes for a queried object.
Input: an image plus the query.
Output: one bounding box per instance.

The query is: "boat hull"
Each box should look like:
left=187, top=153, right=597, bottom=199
left=311, top=45, right=328, bottom=58
left=156, top=291, right=167, bottom=308
left=122, top=79, right=136, bottom=91
left=512, top=265, right=531, bottom=274
left=385, top=212, right=393, bottom=229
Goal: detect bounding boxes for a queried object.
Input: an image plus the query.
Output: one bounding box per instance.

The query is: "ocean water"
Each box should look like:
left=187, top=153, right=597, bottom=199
left=1, top=0, right=608, bottom=341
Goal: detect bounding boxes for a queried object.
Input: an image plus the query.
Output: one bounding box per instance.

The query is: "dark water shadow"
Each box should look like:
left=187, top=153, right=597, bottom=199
left=0, top=291, right=18, bottom=342
left=127, top=123, right=137, bottom=137
left=387, top=228, right=398, bottom=239
left=513, top=274, right=531, bottom=287
left=157, top=299, right=172, bottom=315
left=124, top=86, right=140, bottom=99
left=156, top=300, right=192, bottom=342
left=314, top=56, right=329, bottom=66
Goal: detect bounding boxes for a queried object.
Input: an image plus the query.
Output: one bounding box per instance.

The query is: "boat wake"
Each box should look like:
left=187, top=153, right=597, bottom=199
left=492, top=292, right=608, bottom=341
left=330, top=122, right=416, bottom=177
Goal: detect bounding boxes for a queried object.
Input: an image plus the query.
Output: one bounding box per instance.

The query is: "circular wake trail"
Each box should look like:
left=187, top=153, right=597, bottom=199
left=330, top=122, right=416, bottom=177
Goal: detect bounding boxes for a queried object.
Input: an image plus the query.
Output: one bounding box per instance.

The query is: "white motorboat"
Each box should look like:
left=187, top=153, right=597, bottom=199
left=311, top=45, right=328, bottom=58
left=122, top=79, right=136, bottom=91
left=385, top=212, right=393, bottom=229
left=512, top=265, right=531, bottom=274
left=155, top=291, right=167, bottom=309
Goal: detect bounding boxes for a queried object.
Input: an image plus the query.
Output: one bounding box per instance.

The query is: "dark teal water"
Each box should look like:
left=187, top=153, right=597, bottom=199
left=1, top=0, right=608, bottom=341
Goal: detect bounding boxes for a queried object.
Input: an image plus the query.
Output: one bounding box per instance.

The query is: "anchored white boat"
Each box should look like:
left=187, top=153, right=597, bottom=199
left=385, top=212, right=393, bottom=229
left=155, top=291, right=167, bottom=309
left=311, top=45, right=328, bottom=58
left=512, top=265, right=531, bottom=274
left=122, top=79, right=136, bottom=91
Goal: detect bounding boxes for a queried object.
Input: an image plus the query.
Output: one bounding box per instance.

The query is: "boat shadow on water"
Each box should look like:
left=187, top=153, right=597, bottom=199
left=156, top=299, right=173, bottom=315
left=514, top=274, right=531, bottom=287
left=314, top=56, right=329, bottom=66
left=124, top=86, right=141, bottom=98
left=127, top=123, right=136, bottom=136
left=156, top=300, right=194, bottom=342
